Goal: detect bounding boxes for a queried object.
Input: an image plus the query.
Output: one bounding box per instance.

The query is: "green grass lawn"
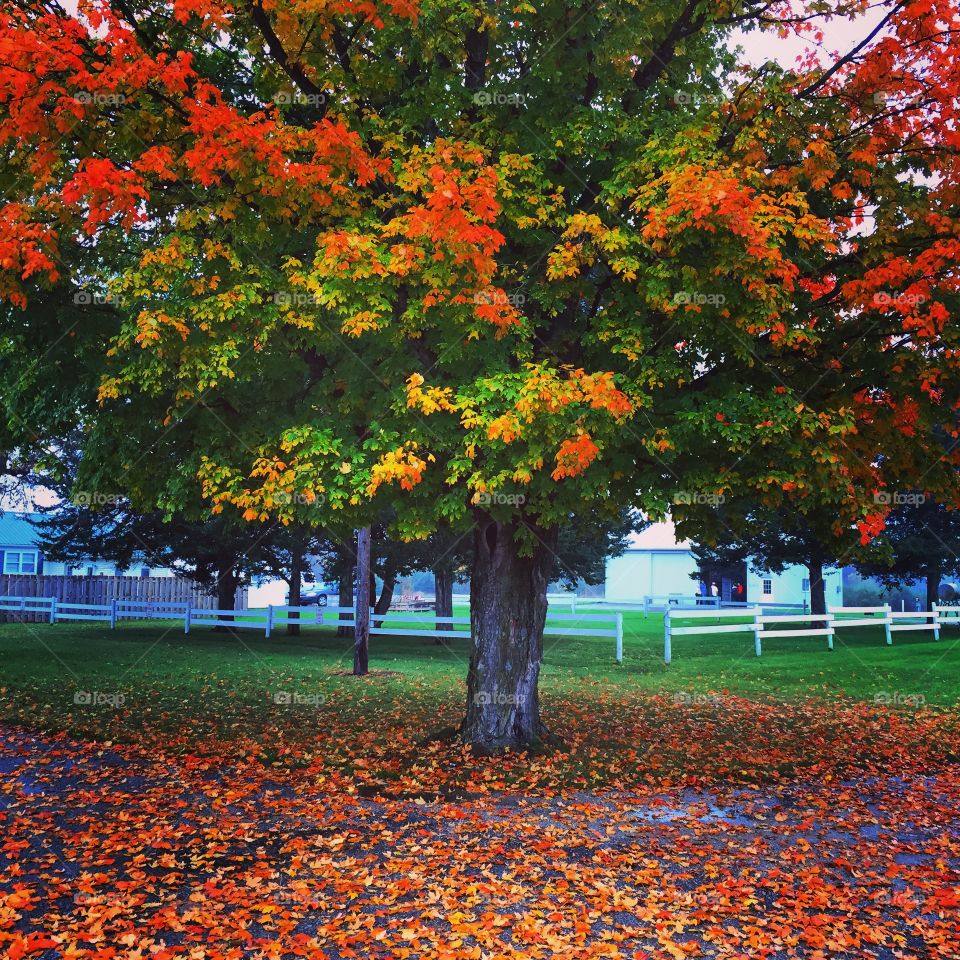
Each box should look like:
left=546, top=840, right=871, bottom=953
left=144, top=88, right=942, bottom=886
left=1, top=607, right=958, bottom=741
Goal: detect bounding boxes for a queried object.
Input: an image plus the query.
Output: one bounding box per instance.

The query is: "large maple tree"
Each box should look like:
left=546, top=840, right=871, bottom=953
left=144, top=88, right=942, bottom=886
left=2, top=0, right=959, bottom=750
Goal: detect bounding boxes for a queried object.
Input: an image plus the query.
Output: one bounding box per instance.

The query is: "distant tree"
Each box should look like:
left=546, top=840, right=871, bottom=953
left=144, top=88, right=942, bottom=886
left=33, top=504, right=267, bottom=614
left=686, top=501, right=861, bottom=615
left=855, top=499, right=960, bottom=609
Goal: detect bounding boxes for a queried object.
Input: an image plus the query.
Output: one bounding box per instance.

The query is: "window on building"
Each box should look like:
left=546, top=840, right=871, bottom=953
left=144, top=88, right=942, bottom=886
left=802, top=578, right=810, bottom=591
left=3, top=550, right=38, bottom=575
left=762, top=578, right=773, bottom=596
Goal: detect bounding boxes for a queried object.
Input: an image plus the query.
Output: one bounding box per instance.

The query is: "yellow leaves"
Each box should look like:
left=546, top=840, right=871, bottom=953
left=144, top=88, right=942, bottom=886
left=487, top=413, right=521, bottom=444
left=406, top=372, right=457, bottom=415
left=341, top=309, right=383, bottom=337
left=367, top=443, right=432, bottom=495
left=97, top=377, right=122, bottom=402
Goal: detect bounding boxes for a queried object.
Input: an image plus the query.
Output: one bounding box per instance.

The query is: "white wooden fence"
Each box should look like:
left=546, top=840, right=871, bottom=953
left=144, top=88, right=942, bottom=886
left=0, top=595, right=623, bottom=654
left=323, top=604, right=624, bottom=660
left=665, top=604, right=947, bottom=662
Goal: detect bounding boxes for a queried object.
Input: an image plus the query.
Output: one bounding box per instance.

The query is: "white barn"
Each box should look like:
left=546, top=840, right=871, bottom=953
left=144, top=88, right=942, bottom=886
left=604, top=520, right=842, bottom=608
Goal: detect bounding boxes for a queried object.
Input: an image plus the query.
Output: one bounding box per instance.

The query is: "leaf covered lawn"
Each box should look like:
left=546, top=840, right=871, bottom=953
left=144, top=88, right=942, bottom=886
left=2, top=687, right=960, bottom=958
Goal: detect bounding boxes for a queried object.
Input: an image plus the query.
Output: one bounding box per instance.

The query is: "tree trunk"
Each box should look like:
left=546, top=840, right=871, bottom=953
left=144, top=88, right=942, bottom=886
left=287, top=546, right=303, bottom=636
left=461, top=516, right=556, bottom=753
left=337, top=561, right=354, bottom=638
left=808, top=557, right=826, bottom=617
left=926, top=560, right=942, bottom=610
left=434, top=566, right=453, bottom=644
left=373, top=564, right=396, bottom=628
left=214, top=554, right=238, bottom=632
left=354, top=526, right=371, bottom=676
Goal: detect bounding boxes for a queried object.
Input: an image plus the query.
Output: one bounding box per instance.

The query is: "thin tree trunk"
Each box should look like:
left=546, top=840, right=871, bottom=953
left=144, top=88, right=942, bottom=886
left=434, top=566, right=453, bottom=644
left=926, top=560, right=942, bottom=610
left=461, top=515, right=556, bottom=753
left=287, top=546, right=303, bottom=636
left=213, top=554, right=238, bottom=632
left=373, top=564, right=397, bottom=628
left=337, top=561, right=354, bottom=637
left=354, top=526, right=371, bottom=675
left=808, top=557, right=826, bottom=617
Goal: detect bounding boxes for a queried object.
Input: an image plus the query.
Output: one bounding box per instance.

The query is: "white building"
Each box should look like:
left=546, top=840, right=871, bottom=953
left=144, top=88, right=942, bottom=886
left=604, top=519, right=842, bottom=608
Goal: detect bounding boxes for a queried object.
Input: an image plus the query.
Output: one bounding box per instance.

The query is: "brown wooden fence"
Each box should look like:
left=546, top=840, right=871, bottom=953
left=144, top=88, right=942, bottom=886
left=0, top=575, right=247, bottom=623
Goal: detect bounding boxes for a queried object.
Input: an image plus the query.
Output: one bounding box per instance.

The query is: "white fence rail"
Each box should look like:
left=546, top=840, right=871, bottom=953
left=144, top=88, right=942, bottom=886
left=0, top=595, right=622, bottom=654
left=934, top=604, right=960, bottom=630
left=666, top=604, right=946, bottom=662
left=829, top=605, right=893, bottom=644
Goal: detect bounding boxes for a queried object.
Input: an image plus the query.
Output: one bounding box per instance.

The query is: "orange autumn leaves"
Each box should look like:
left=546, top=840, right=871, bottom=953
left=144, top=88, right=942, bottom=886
left=3, top=692, right=960, bottom=959
left=367, top=366, right=633, bottom=499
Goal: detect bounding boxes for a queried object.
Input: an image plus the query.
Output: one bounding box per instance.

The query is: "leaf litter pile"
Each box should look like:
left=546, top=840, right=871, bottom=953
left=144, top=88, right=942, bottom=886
left=2, top=684, right=960, bottom=959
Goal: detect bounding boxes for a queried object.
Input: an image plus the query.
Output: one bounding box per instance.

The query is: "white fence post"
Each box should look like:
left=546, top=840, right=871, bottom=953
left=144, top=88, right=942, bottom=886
left=664, top=610, right=671, bottom=664
left=614, top=612, right=623, bottom=664
left=884, top=603, right=892, bottom=645
left=933, top=606, right=941, bottom=641
left=110, top=598, right=118, bottom=630
left=265, top=604, right=273, bottom=639
left=184, top=604, right=192, bottom=634
left=49, top=597, right=57, bottom=625
left=754, top=609, right=762, bottom=657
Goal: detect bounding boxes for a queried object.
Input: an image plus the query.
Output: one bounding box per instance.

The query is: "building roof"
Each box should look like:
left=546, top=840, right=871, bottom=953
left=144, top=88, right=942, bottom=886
left=0, top=512, right=42, bottom=548
left=625, top=519, right=692, bottom=552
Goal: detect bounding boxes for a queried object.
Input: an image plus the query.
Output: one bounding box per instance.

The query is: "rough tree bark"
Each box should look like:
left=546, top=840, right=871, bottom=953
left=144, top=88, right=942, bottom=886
left=807, top=556, right=826, bottom=617
left=460, top=515, right=557, bottom=753
left=433, top=565, right=453, bottom=644
left=287, top=546, right=303, bottom=636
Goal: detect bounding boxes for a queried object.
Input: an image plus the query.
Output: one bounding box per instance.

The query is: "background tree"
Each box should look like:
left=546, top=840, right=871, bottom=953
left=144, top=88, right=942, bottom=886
left=3, top=0, right=960, bottom=751
left=855, top=499, right=960, bottom=609
left=686, top=497, right=865, bottom=615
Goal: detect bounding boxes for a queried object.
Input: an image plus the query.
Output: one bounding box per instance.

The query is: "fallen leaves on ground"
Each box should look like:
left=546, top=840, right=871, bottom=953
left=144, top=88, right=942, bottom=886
left=1, top=689, right=959, bottom=958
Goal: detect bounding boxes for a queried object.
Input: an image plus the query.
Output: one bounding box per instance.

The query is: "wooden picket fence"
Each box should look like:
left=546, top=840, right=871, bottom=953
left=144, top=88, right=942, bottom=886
left=0, top=576, right=246, bottom=623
